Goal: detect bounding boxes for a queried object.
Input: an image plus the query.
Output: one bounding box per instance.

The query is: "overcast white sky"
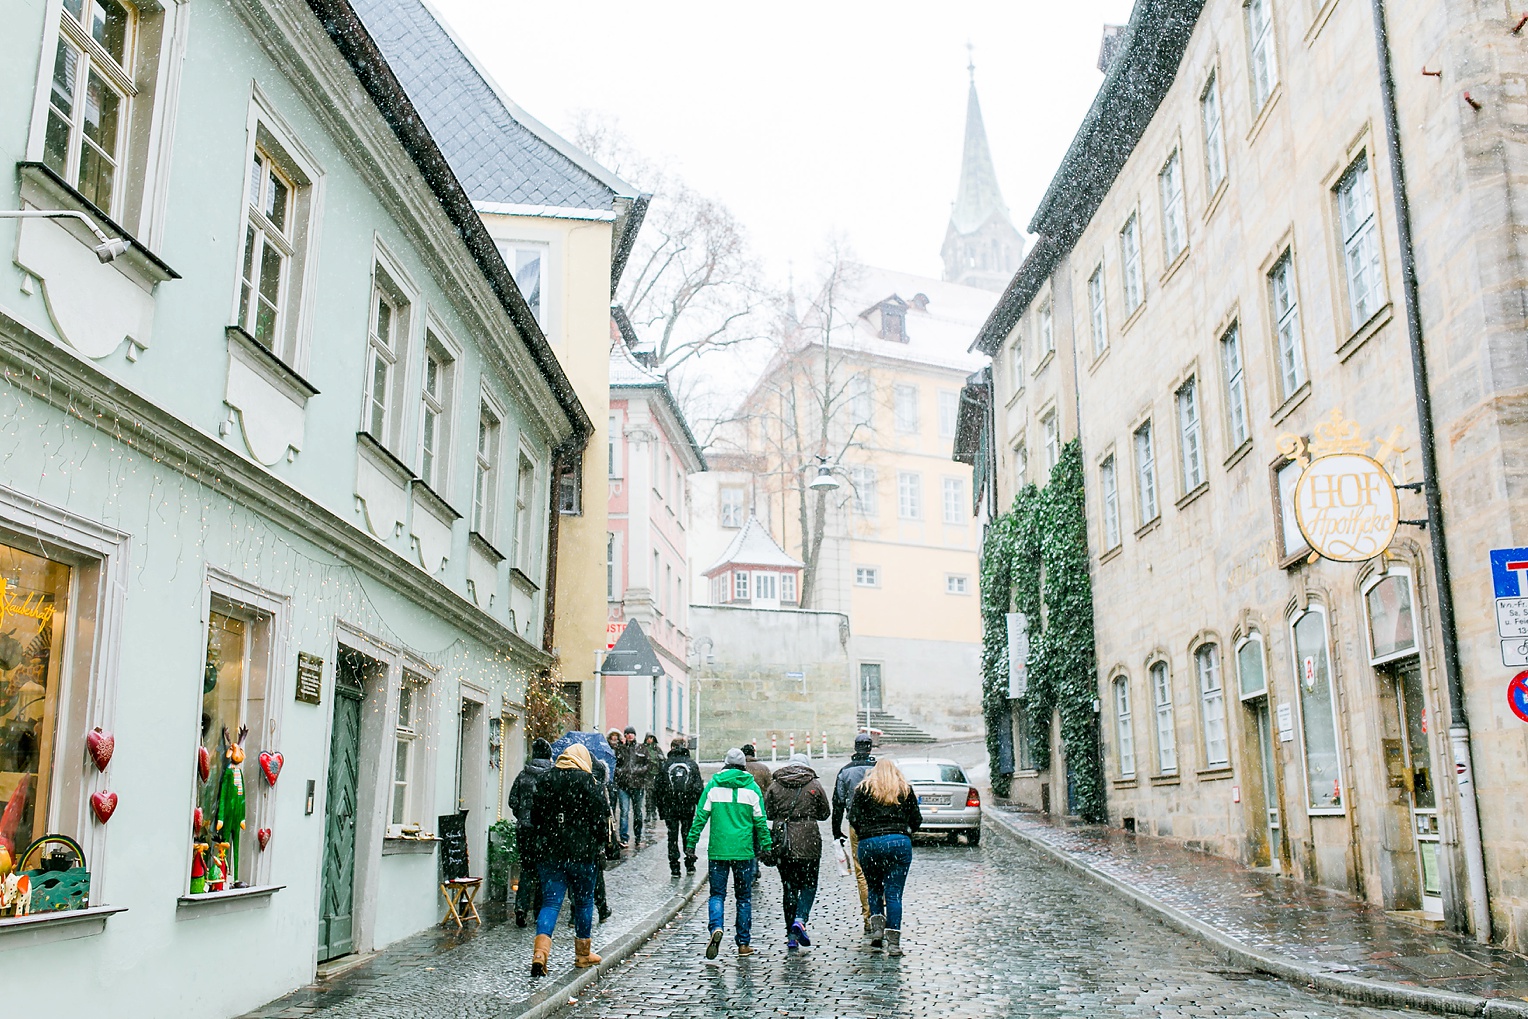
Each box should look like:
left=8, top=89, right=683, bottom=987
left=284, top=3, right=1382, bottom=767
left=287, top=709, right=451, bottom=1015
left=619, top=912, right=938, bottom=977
left=430, top=0, right=1137, bottom=285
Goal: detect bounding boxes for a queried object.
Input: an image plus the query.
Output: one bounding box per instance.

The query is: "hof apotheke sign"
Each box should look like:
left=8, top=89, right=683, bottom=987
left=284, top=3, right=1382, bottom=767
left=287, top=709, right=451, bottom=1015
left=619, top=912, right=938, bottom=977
left=1293, top=453, right=1400, bottom=562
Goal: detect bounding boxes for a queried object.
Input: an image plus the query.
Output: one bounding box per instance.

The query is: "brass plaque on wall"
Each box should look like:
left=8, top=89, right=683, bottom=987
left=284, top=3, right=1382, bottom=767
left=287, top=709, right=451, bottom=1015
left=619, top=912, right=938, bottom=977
left=296, top=652, right=324, bottom=705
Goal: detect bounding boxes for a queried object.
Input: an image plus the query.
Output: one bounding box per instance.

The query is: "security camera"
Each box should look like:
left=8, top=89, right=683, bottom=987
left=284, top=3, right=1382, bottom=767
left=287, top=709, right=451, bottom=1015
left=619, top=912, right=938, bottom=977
left=93, top=237, right=131, bottom=263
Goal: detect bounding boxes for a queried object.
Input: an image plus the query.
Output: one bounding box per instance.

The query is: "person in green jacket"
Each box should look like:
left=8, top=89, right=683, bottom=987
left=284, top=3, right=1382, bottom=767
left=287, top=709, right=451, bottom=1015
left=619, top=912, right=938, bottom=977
left=687, top=747, right=773, bottom=958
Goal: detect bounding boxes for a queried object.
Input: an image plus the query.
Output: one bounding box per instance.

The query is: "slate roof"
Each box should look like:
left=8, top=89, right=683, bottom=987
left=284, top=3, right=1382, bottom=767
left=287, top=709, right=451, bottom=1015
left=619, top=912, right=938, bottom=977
left=704, top=515, right=803, bottom=575
left=350, top=0, right=631, bottom=211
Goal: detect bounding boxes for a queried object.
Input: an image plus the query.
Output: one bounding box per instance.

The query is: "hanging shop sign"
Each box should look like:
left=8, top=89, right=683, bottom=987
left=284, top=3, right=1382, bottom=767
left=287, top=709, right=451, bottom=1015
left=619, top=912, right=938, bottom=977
left=1278, top=409, right=1408, bottom=564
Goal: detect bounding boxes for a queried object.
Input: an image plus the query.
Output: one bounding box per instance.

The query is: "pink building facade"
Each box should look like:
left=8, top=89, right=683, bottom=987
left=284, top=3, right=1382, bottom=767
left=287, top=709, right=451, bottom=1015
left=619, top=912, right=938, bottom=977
left=602, top=339, right=705, bottom=739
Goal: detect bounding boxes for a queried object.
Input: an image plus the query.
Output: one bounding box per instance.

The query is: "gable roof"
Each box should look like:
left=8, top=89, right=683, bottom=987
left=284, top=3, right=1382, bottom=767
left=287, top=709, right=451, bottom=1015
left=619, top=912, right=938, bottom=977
left=303, top=0, right=590, bottom=452
left=704, top=515, right=803, bottom=575
left=608, top=331, right=708, bottom=472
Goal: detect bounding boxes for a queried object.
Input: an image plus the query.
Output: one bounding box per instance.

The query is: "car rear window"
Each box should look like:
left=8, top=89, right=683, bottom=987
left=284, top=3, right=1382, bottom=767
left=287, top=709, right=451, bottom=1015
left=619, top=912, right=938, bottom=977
left=901, top=762, right=967, bottom=784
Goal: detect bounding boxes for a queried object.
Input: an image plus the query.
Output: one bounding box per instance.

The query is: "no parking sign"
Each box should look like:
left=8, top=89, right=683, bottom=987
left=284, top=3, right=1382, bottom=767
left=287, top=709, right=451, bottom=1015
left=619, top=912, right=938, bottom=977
left=1508, top=671, right=1528, bottom=725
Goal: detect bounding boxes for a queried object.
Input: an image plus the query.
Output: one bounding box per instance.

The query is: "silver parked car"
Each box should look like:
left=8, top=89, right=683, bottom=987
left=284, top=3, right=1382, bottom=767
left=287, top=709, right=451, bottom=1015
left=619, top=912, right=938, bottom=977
left=899, top=758, right=981, bottom=845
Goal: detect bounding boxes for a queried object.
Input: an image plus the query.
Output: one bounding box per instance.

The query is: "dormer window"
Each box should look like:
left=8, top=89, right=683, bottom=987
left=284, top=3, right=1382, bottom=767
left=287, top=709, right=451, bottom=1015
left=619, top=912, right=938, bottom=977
left=879, top=301, right=908, bottom=342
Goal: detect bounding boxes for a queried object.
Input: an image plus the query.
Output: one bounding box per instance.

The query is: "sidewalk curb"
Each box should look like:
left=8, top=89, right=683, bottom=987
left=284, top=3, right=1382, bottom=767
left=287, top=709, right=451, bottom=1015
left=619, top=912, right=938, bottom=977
left=512, top=865, right=709, bottom=1019
left=984, top=810, right=1528, bottom=1018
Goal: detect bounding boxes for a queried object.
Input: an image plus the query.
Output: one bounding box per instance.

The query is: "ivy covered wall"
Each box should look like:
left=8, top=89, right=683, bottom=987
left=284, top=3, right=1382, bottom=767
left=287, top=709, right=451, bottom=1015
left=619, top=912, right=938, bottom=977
left=980, top=439, right=1106, bottom=821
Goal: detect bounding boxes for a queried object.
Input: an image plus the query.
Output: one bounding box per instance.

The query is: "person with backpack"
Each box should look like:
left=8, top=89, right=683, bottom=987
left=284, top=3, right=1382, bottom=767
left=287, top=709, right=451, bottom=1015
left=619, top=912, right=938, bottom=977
left=506, top=737, right=554, bottom=927
left=527, top=744, right=609, bottom=976
left=848, top=758, right=923, bottom=957
left=639, top=733, right=663, bottom=828
left=762, top=752, right=831, bottom=950
left=831, top=733, right=877, bottom=935
left=653, top=737, right=703, bottom=876
left=686, top=748, right=773, bottom=958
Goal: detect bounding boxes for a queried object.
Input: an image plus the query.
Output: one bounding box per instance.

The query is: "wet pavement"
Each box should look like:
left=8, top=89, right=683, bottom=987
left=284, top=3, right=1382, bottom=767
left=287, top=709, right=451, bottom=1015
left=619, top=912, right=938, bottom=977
left=990, top=808, right=1528, bottom=1009
left=563, top=825, right=1425, bottom=1019
left=241, top=826, right=700, bottom=1019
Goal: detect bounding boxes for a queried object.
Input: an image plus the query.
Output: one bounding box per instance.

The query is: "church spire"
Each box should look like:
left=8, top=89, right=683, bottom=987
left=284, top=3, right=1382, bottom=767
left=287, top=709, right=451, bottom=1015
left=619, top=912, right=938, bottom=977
left=942, top=54, right=1025, bottom=291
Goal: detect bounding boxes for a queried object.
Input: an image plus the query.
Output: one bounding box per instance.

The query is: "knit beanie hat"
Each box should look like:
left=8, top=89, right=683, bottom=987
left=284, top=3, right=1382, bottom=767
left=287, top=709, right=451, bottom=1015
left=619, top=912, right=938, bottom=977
left=531, top=738, right=553, bottom=759
left=724, top=748, right=747, bottom=769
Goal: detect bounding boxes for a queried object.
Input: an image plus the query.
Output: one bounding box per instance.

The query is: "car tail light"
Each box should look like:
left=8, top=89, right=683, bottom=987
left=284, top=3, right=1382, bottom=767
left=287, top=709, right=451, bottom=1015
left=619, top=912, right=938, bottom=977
left=966, top=787, right=981, bottom=808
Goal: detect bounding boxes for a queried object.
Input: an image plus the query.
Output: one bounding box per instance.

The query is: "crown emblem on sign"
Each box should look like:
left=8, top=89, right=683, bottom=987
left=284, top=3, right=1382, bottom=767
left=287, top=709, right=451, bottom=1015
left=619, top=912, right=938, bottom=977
left=1307, top=409, right=1371, bottom=458
left=1276, top=408, right=1411, bottom=482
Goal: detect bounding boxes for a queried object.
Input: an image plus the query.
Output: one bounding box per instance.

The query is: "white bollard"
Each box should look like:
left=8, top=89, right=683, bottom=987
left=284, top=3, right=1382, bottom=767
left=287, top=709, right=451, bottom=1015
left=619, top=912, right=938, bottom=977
left=821, top=730, right=828, bottom=759
left=805, top=731, right=812, bottom=757
left=771, top=732, right=777, bottom=762
left=789, top=732, right=795, bottom=756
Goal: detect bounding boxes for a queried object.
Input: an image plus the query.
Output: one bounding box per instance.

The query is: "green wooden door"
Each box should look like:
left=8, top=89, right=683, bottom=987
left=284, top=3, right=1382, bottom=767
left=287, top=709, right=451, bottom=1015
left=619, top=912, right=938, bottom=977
left=318, top=659, right=363, bottom=961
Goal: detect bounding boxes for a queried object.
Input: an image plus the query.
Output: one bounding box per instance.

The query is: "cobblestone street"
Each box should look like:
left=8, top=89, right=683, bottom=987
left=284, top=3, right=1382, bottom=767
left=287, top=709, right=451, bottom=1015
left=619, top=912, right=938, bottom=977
left=565, top=826, right=1425, bottom=1019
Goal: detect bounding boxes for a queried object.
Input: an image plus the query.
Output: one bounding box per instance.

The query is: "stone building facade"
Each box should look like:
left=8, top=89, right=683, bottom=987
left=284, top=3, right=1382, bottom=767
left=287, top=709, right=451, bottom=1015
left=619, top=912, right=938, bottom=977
left=969, top=0, right=1528, bottom=946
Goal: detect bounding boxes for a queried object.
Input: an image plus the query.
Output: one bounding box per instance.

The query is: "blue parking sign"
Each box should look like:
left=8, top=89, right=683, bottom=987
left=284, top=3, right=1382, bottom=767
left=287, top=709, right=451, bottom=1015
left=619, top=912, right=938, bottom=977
left=1491, top=547, right=1528, bottom=599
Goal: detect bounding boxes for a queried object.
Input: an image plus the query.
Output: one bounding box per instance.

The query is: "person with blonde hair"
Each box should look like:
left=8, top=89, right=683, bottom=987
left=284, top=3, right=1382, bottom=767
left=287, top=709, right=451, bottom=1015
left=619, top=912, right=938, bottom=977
left=527, top=743, right=610, bottom=975
left=847, top=758, right=922, bottom=956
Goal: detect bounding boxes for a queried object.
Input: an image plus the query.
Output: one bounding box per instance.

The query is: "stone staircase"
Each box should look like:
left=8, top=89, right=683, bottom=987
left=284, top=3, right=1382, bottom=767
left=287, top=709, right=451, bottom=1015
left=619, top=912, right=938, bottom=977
left=859, top=710, right=937, bottom=745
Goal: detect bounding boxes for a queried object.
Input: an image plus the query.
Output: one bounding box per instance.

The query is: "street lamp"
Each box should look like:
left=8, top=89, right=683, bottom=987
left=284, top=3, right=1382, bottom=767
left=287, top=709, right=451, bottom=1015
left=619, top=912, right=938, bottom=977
left=806, top=455, right=840, bottom=492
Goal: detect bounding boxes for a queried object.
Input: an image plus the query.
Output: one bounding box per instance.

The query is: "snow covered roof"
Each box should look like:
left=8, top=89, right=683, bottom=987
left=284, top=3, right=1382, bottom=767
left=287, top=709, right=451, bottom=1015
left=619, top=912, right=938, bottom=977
left=704, top=515, right=803, bottom=575
left=608, top=331, right=707, bottom=472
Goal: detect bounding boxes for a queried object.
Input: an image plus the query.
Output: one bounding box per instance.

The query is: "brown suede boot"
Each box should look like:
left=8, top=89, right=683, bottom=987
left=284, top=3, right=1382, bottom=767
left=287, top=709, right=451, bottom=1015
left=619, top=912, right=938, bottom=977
left=574, top=937, right=602, bottom=968
left=530, top=934, right=551, bottom=976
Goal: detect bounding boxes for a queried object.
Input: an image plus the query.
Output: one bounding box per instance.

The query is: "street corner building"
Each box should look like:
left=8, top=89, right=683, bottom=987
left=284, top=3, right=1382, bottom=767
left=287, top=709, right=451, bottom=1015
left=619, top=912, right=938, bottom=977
left=960, top=0, right=1528, bottom=946
left=0, top=0, right=595, bottom=1013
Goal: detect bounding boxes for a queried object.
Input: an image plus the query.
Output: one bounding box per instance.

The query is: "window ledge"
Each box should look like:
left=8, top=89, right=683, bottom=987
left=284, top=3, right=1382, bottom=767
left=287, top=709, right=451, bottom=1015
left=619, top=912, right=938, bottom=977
left=1134, top=516, right=1161, bottom=541
left=1113, top=777, right=1140, bottom=789
left=1305, top=0, right=1342, bottom=45
left=1270, top=380, right=1312, bottom=427
left=1336, top=302, right=1393, bottom=363
left=383, top=836, right=441, bottom=856
left=1119, top=302, right=1146, bottom=336
left=227, top=326, right=320, bottom=402
left=0, top=904, right=125, bottom=950
left=356, top=431, right=417, bottom=486
left=469, top=530, right=507, bottom=564
left=1202, top=179, right=1229, bottom=223
left=1004, top=386, right=1026, bottom=409
left=510, top=566, right=541, bottom=593
left=18, top=161, right=179, bottom=284
left=1196, top=766, right=1235, bottom=781
left=1175, top=481, right=1210, bottom=512
left=1030, top=350, right=1055, bottom=378
left=1149, top=773, right=1181, bottom=787
left=1246, top=86, right=1284, bottom=146
left=177, top=884, right=284, bottom=918
left=1098, top=543, right=1124, bottom=565
left=1223, top=438, right=1253, bottom=471
left=411, top=478, right=462, bottom=523
left=1086, top=346, right=1111, bottom=375
left=1159, top=246, right=1191, bottom=286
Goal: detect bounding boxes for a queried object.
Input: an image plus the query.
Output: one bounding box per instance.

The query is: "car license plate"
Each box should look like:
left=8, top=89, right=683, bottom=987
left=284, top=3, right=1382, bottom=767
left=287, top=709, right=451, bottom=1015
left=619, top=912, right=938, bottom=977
left=919, top=794, right=951, bottom=806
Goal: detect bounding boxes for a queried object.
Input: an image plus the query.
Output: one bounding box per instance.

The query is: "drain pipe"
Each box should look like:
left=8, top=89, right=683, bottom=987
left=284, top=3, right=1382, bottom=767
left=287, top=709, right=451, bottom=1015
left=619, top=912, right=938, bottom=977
left=1369, top=0, right=1490, bottom=942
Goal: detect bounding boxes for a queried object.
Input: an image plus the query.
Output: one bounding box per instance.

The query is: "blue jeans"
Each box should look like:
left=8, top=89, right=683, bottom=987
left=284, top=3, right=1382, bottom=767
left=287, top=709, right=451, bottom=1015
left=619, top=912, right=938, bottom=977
left=707, top=858, right=756, bottom=945
left=856, top=834, right=912, bottom=929
left=617, top=788, right=645, bottom=841
left=536, top=860, right=597, bottom=939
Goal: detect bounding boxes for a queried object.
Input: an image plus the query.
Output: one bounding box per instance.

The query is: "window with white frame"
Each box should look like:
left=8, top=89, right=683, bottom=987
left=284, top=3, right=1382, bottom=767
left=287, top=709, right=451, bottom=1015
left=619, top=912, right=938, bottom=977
left=418, top=335, right=454, bottom=491
left=1236, top=633, right=1267, bottom=698
left=1177, top=377, right=1204, bottom=491
left=848, top=373, right=873, bottom=427
left=942, top=477, right=964, bottom=524
left=1042, top=411, right=1060, bottom=474
left=1336, top=155, right=1384, bottom=326
left=1014, top=441, right=1029, bottom=488
left=1101, top=454, right=1121, bottom=549
left=390, top=672, right=429, bottom=834
left=653, top=551, right=663, bottom=613
left=1246, top=0, right=1278, bottom=112
left=493, top=242, right=547, bottom=327
left=472, top=402, right=500, bottom=538
left=1197, top=644, right=1228, bottom=767
left=1120, top=214, right=1143, bottom=314
left=43, top=0, right=136, bottom=214
left=1151, top=661, right=1177, bottom=774
left=1292, top=605, right=1343, bottom=810
left=781, top=571, right=797, bottom=604
left=1364, top=569, right=1418, bottom=664
left=237, top=147, right=298, bottom=354
left=938, top=391, right=959, bottom=439
left=945, top=574, right=969, bottom=595
left=849, top=465, right=877, bottom=517
left=1114, top=676, right=1136, bottom=778
left=364, top=268, right=411, bottom=451
left=1269, top=252, right=1306, bottom=400
left=893, top=385, right=919, bottom=433
left=1009, top=336, right=1025, bottom=391
left=1088, top=267, right=1107, bottom=356
left=1160, top=151, right=1187, bottom=261
left=719, top=486, right=745, bottom=528
left=1201, top=72, right=1226, bottom=194
left=1039, top=300, right=1055, bottom=356
left=1220, top=323, right=1249, bottom=449
left=607, top=414, right=622, bottom=478
left=606, top=532, right=618, bottom=599
left=557, top=456, right=581, bottom=515
left=514, top=452, right=537, bottom=572
left=1135, top=421, right=1158, bottom=523
left=854, top=566, right=880, bottom=587
left=897, top=471, right=922, bottom=519
left=733, top=570, right=750, bottom=601
left=753, top=571, right=778, bottom=601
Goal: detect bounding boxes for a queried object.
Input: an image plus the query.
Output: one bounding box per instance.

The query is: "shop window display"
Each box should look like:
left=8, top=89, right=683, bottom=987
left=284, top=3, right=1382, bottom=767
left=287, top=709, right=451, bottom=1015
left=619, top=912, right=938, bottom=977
left=1292, top=607, right=1344, bottom=811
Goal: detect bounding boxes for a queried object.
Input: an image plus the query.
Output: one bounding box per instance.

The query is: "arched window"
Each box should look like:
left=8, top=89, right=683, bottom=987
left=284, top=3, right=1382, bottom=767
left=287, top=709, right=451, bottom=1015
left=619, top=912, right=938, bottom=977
left=1114, top=676, right=1136, bottom=778
left=1151, top=661, right=1176, bottom=774
left=1291, top=605, right=1344, bottom=811
left=1363, top=568, right=1418, bottom=664
left=1196, top=644, right=1228, bottom=767
left=1236, top=632, right=1267, bottom=699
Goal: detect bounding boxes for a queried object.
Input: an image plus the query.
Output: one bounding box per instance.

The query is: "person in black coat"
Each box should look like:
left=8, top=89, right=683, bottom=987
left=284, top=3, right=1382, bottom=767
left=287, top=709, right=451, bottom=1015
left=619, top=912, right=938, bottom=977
left=848, top=758, right=923, bottom=957
left=651, top=738, right=703, bottom=876
left=527, top=744, right=609, bottom=975
left=506, top=738, right=554, bottom=927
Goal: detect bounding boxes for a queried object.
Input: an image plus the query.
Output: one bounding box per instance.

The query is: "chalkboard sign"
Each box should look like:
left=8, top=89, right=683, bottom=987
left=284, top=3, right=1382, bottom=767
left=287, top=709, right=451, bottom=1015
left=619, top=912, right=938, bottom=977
left=438, top=810, right=470, bottom=881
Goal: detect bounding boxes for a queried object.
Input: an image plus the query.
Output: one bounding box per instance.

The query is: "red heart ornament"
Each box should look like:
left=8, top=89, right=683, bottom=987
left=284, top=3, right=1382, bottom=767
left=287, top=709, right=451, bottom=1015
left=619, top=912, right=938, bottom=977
left=86, top=727, right=114, bottom=772
left=193, top=806, right=204, bottom=831
left=257, top=828, right=272, bottom=851
left=197, top=745, right=211, bottom=783
left=90, top=790, right=118, bottom=824
left=258, top=750, right=283, bottom=786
